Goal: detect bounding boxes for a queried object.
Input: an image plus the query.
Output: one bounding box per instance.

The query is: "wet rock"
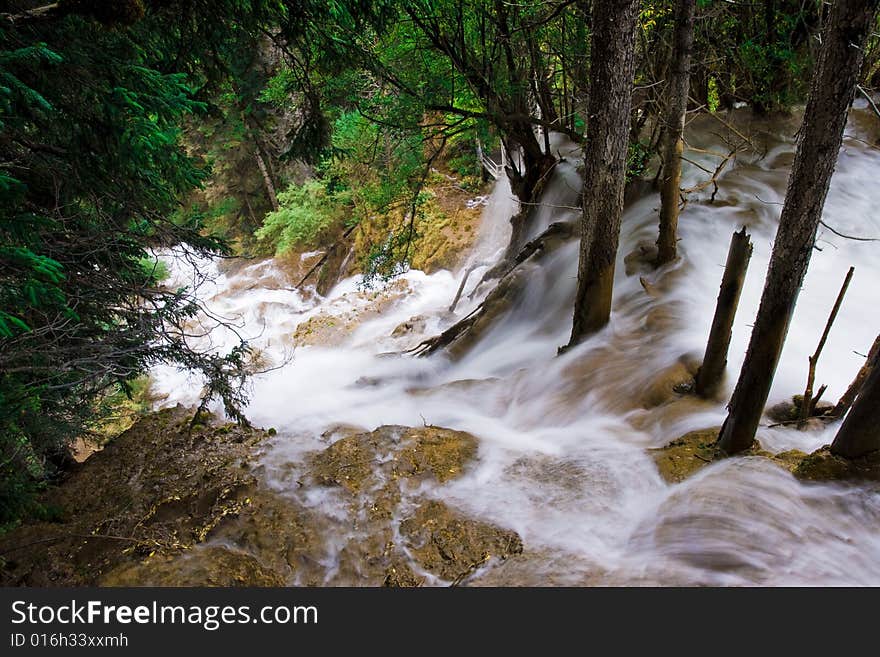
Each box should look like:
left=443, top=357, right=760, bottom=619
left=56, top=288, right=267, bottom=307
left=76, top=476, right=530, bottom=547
left=400, top=500, right=523, bottom=583
left=766, top=396, right=834, bottom=424
left=307, top=424, right=523, bottom=585
left=651, top=428, right=723, bottom=483
left=0, top=412, right=522, bottom=587
left=391, top=315, right=427, bottom=338
left=640, top=359, right=698, bottom=408
left=470, top=550, right=609, bottom=586
left=652, top=428, right=809, bottom=484
left=292, top=279, right=413, bottom=348
left=406, top=377, right=500, bottom=397
left=793, top=446, right=880, bottom=482
left=624, top=241, right=659, bottom=276
left=100, top=547, right=286, bottom=587
left=0, top=406, right=272, bottom=586
left=310, top=425, right=478, bottom=494
left=205, top=488, right=326, bottom=585
left=382, top=559, right=424, bottom=587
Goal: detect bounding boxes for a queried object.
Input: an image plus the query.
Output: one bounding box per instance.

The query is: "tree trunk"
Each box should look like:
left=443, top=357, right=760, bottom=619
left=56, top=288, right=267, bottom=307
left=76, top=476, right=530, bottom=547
left=568, top=0, right=640, bottom=344
left=830, top=346, right=880, bottom=458
left=255, top=149, right=280, bottom=212
left=717, top=0, right=879, bottom=454
left=695, top=227, right=753, bottom=397
left=831, top=334, right=880, bottom=419
left=504, top=132, right=556, bottom=260
left=656, top=0, right=696, bottom=266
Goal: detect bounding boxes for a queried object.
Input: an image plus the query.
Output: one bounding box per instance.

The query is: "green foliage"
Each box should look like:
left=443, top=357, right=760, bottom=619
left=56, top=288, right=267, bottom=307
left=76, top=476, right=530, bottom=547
left=360, top=230, right=416, bottom=289
left=689, top=0, right=819, bottom=112
left=257, top=180, right=341, bottom=251
left=707, top=77, right=720, bottom=113
left=626, top=140, right=651, bottom=182
left=0, top=2, right=279, bottom=525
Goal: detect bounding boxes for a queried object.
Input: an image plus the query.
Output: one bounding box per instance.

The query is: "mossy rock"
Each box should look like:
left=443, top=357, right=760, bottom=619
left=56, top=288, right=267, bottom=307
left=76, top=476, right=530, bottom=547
left=310, top=425, right=478, bottom=494
left=650, top=428, right=723, bottom=483
left=0, top=411, right=522, bottom=587
left=794, top=446, right=880, bottom=482
left=100, top=547, right=286, bottom=587
left=651, top=428, right=808, bottom=484
left=0, top=407, right=273, bottom=586
left=400, top=500, right=523, bottom=583
left=767, top=395, right=834, bottom=424
left=382, top=559, right=424, bottom=587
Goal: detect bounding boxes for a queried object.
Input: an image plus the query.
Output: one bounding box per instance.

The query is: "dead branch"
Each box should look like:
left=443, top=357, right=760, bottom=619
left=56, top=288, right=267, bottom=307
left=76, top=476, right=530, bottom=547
left=409, top=221, right=576, bottom=358
left=799, top=266, right=854, bottom=426
left=449, top=261, right=490, bottom=312
left=857, top=85, right=880, bottom=122
left=296, top=223, right=358, bottom=289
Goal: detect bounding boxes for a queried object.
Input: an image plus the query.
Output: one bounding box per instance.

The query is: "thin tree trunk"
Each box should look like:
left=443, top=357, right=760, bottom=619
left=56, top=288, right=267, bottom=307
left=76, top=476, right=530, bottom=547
left=695, top=227, right=753, bottom=397
left=567, top=0, right=640, bottom=345
left=255, top=149, right=280, bottom=212
left=656, top=0, right=696, bottom=265
left=831, top=345, right=880, bottom=458
left=504, top=136, right=556, bottom=260
left=830, top=334, right=880, bottom=419
left=798, top=266, right=854, bottom=424
left=717, top=0, right=879, bottom=454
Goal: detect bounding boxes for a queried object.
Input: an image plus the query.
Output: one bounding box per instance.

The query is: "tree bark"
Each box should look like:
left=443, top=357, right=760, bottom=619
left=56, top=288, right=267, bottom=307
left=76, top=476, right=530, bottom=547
left=830, top=334, right=880, bottom=419
left=831, top=345, right=880, bottom=457
left=254, top=149, right=280, bottom=212
left=695, top=227, right=753, bottom=397
left=717, top=0, right=879, bottom=454
left=567, top=0, right=640, bottom=345
left=503, top=144, right=557, bottom=260
left=798, top=266, right=854, bottom=424
left=656, top=0, right=696, bottom=266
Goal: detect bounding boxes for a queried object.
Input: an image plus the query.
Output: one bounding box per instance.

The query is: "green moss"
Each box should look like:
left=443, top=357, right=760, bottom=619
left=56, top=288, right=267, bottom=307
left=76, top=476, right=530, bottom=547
left=794, top=447, right=880, bottom=482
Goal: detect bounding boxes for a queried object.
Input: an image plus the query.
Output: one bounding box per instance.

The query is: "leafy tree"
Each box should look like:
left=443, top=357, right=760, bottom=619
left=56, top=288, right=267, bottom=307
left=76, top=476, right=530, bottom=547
left=0, top=1, right=281, bottom=526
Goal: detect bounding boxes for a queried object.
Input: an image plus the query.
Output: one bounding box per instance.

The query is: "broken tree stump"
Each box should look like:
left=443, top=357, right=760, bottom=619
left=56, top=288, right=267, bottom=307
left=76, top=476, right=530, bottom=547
left=830, top=333, right=880, bottom=420
left=831, top=342, right=880, bottom=458
left=694, top=227, right=753, bottom=397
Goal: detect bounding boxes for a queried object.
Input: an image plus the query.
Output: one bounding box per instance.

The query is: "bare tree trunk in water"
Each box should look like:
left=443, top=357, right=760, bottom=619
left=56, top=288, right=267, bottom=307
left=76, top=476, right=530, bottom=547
left=831, top=346, right=880, bottom=457
left=255, top=149, right=280, bottom=212
left=567, top=0, right=640, bottom=345
left=830, top=334, right=880, bottom=419
left=504, top=135, right=556, bottom=261
left=656, top=0, right=696, bottom=265
left=717, top=0, right=879, bottom=454
left=695, top=227, right=753, bottom=397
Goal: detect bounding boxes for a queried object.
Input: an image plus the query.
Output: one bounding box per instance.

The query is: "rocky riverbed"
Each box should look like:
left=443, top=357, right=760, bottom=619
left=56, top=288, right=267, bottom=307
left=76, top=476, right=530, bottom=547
left=0, top=407, right=522, bottom=586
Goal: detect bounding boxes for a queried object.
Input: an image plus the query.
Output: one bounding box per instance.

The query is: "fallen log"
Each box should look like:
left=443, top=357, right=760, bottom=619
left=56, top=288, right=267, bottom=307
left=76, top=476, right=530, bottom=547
left=409, top=221, right=577, bottom=358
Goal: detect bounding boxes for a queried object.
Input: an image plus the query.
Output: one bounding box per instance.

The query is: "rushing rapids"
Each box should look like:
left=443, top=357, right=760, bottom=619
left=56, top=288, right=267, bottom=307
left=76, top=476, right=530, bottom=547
left=151, top=105, right=880, bottom=585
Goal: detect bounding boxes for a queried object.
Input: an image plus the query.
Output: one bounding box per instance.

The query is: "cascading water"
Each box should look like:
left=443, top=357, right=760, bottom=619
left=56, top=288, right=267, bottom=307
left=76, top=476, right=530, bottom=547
left=152, top=104, right=880, bottom=585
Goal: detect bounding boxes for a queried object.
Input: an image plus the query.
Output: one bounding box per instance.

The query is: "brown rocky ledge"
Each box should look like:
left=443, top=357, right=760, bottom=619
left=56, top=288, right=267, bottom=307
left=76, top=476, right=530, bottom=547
left=0, top=409, right=521, bottom=587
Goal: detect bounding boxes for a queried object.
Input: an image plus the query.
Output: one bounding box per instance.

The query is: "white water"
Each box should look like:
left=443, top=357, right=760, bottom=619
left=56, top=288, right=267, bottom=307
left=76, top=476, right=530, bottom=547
left=152, top=106, right=880, bottom=585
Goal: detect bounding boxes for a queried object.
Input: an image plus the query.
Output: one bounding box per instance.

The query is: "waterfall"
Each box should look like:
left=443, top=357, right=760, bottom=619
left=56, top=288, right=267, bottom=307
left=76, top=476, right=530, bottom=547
left=151, top=103, right=880, bottom=585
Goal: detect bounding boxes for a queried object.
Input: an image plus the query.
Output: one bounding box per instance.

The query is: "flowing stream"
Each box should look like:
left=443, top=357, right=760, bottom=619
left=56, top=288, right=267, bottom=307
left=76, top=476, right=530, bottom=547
left=152, top=104, right=880, bottom=585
